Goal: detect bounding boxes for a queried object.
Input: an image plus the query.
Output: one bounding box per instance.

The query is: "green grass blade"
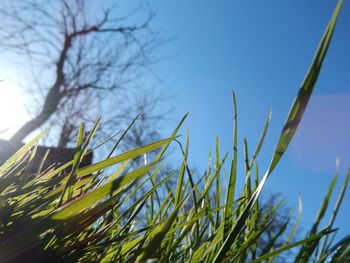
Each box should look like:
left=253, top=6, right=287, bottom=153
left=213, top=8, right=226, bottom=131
left=76, top=137, right=173, bottom=177
left=318, top=167, right=350, bottom=261
left=243, top=137, right=252, bottom=200
left=156, top=113, right=188, bottom=161
left=174, top=130, right=189, bottom=207
left=135, top=197, right=187, bottom=262
left=224, top=91, right=238, bottom=238
left=249, top=109, right=272, bottom=169
left=285, top=194, right=303, bottom=244
left=0, top=128, right=48, bottom=174
left=327, top=168, right=350, bottom=231
left=106, top=115, right=139, bottom=159
left=59, top=123, right=85, bottom=205
left=295, top=174, right=338, bottom=262
left=267, top=0, right=344, bottom=174
left=324, top=234, right=350, bottom=262
left=52, top=162, right=158, bottom=220
left=251, top=229, right=335, bottom=263
left=215, top=136, right=221, bottom=229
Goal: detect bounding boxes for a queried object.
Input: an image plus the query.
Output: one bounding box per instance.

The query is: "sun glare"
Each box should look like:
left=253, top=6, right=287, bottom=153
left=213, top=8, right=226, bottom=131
left=0, top=79, right=29, bottom=140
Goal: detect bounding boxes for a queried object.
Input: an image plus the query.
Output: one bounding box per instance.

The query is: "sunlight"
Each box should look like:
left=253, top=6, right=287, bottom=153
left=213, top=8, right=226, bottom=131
left=0, top=78, right=29, bottom=140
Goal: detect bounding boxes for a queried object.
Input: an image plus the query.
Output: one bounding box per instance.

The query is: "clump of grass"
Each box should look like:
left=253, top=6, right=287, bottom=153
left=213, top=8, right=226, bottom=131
left=0, top=0, right=349, bottom=262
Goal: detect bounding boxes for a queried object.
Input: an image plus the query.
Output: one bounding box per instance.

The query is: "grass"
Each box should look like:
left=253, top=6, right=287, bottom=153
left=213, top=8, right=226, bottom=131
left=0, top=0, right=349, bottom=262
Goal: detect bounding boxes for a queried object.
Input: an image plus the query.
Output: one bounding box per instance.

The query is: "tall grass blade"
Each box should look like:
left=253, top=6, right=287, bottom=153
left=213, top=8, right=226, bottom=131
left=224, top=91, right=238, bottom=238
left=267, top=0, right=344, bottom=174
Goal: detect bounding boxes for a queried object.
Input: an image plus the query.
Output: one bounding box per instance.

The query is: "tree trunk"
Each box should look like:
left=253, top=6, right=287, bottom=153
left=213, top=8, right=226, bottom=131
left=10, top=36, right=72, bottom=143
left=10, top=88, right=61, bottom=143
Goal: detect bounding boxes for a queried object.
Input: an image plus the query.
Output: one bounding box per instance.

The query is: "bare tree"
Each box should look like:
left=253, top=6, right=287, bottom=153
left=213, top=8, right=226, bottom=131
left=0, top=0, right=165, bottom=149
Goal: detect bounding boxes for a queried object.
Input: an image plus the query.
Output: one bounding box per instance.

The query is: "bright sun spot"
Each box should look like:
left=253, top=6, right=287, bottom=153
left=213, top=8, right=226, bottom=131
left=0, top=78, right=29, bottom=139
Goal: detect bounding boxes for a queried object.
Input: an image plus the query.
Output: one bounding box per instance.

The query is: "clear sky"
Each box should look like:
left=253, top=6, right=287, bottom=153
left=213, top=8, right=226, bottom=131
left=0, top=0, right=349, bottom=243
left=141, top=0, right=350, bottom=239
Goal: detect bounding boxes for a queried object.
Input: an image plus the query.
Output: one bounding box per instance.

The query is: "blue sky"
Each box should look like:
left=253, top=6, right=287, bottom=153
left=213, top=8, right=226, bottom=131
left=138, top=0, right=350, bottom=238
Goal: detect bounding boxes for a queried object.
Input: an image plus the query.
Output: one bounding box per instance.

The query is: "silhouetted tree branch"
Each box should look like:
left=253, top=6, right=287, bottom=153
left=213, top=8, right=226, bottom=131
left=0, top=0, right=165, bottom=148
